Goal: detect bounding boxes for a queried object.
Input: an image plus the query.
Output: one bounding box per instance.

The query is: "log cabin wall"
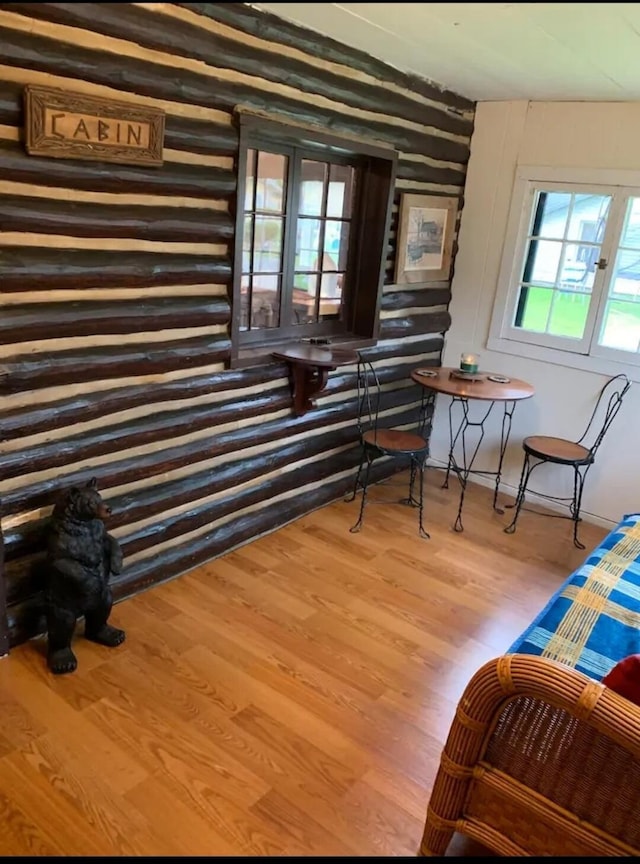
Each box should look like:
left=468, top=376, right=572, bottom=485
left=0, top=2, right=475, bottom=649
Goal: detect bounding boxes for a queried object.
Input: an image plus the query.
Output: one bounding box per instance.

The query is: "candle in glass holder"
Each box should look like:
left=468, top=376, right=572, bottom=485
left=460, top=352, right=479, bottom=374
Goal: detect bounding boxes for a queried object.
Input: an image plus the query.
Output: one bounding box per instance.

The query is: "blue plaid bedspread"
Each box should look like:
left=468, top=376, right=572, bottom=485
left=508, top=512, right=640, bottom=681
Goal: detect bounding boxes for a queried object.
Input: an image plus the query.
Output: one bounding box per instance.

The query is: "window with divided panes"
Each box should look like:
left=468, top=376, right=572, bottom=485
left=231, top=114, right=397, bottom=365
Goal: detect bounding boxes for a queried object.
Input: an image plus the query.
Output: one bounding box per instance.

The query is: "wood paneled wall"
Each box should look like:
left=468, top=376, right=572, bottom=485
left=0, top=2, right=475, bottom=648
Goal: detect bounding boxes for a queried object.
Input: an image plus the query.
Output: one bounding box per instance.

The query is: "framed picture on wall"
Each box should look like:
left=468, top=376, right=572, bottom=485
left=394, top=193, right=459, bottom=284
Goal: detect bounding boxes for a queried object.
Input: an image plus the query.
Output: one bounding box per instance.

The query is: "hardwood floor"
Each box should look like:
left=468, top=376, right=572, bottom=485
left=0, top=469, right=608, bottom=856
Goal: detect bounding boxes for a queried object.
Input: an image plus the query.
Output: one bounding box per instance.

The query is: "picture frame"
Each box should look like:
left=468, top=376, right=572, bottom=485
left=394, top=193, right=459, bottom=284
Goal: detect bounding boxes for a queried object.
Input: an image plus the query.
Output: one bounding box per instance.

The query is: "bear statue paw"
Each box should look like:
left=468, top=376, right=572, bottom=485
left=84, top=624, right=126, bottom=647
left=48, top=647, right=78, bottom=675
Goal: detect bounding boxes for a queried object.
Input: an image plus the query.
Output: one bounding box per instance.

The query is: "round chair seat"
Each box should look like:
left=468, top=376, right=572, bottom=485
left=363, top=428, right=428, bottom=453
left=523, top=435, right=592, bottom=465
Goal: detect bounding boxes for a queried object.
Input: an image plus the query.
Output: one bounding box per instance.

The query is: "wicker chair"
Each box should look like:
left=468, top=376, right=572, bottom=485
left=419, top=654, right=640, bottom=857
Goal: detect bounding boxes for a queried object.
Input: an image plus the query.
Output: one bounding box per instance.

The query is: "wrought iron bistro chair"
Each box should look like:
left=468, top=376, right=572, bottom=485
left=504, top=373, right=631, bottom=549
left=346, top=355, right=431, bottom=538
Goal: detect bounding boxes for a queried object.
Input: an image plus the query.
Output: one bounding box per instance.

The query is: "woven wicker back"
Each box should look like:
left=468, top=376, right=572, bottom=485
left=485, top=695, right=640, bottom=847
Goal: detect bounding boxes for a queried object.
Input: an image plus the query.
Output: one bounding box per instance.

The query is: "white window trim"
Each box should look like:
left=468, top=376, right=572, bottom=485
left=488, top=164, right=640, bottom=383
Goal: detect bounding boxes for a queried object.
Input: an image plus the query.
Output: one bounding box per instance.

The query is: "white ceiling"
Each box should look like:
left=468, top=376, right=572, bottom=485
left=252, top=3, right=640, bottom=102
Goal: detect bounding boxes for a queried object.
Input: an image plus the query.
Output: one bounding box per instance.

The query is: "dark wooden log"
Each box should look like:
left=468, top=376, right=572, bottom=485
left=396, top=159, right=467, bottom=187
left=0, top=333, right=232, bottom=394
left=118, top=444, right=363, bottom=559
left=0, top=297, right=230, bottom=345
left=0, top=194, right=233, bottom=243
left=7, top=382, right=427, bottom=539
left=0, top=3, right=473, bottom=138
left=7, top=592, right=46, bottom=648
left=180, top=2, right=475, bottom=114
left=0, top=24, right=470, bottom=164
left=364, top=334, right=444, bottom=364
left=0, top=79, right=22, bottom=124
left=161, top=116, right=238, bottom=158
left=2, top=365, right=285, bottom=441
left=1, top=398, right=356, bottom=515
left=3, top=350, right=427, bottom=449
left=3, top=377, right=426, bottom=522
left=3, top=419, right=365, bottom=566
left=4, top=552, right=45, bottom=606
left=3, top=522, right=44, bottom=572
left=0, top=139, right=236, bottom=199
left=0, top=245, right=231, bottom=292
left=314, top=351, right=442, bottom=399
left=379, top=310, right=452, bottom=340
left=0, top=385, right=291, bottom=481
left=381, top=288, right=452, bottom=311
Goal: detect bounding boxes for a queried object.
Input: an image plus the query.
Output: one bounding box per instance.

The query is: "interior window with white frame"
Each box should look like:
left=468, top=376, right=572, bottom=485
left=489, top=168, right=640, bottom=371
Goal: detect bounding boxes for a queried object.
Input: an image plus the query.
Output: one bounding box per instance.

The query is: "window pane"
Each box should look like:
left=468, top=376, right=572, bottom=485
left=327, top=164, right=355, bottom=218
left=292, top=274, right=318, bottom=324
left=253, top=216, right=283, bottom=273
left=320, top=272, right=343, bottom=315
left=612, top=198, right=640, bottom=286
left=526, top=239, right=562, bottom=285
left=598, top=197, right=640, bottom=351
left=255, top=152, right=287, bottom=213
left=299, top=160, right=327, bottom=216
left=296, top=217, right=321, bottom=271
left=251, top=274, right=281, bottom=329
left=599, top=299, right=640, bottom=352
left=517, top=286, right=589, bottom=339
left=598, top=198, right=640, bottom=352
left=245, top=149, right=256, bottom=211
left=566, top=194, right=609, bottom=243
left=619, top=196, right=640, bottom=248
left=242, top=216, right=253, bottom=272
left=559, top=243, right=593, bottom=289
left=534, top=191, right=571, bottom=240
left=324, top=220, right=350, bottom=270
left=547, top=292, right=590, bottom=338
left=608, top=251, right=640, bottom=298
left=320, top=300, right=342, bottom=321
left=517, top=286, right=553, bottom=332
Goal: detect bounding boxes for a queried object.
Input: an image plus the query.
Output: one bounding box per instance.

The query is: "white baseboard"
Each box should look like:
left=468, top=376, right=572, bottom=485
left=426, top=456, right=617, bottom=532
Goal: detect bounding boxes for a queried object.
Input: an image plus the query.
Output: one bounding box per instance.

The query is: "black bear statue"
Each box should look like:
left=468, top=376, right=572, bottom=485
left=45, top=477, right=126, bottom=674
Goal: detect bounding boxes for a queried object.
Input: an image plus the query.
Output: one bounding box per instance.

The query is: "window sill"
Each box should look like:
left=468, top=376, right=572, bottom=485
left=487, top=334, right=640, bottom=383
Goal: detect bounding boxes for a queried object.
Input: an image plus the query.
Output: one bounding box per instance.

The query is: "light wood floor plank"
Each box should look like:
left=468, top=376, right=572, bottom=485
left=0, top=469, right=607, bottom=855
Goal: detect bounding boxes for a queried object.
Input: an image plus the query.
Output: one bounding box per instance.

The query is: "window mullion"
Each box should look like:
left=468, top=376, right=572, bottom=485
left=280, top=150, right=299, bottom=329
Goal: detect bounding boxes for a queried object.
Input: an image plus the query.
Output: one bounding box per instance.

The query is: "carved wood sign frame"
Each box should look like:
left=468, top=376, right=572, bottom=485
left=24, top=85, right=165, bottom=167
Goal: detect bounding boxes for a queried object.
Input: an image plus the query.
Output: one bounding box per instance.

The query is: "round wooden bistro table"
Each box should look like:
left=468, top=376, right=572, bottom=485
left=411, top=366, right=535, bottom=532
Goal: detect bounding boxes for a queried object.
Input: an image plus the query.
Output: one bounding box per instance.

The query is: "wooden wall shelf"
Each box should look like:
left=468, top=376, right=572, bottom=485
left=272, top=344, right=359, bottom=416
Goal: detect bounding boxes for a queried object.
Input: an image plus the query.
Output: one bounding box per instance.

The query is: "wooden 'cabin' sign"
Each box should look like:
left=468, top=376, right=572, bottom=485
left=24, top=85, right=165, bottom=167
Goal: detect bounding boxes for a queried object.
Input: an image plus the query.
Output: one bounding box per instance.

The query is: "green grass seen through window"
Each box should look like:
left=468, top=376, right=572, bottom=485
left=518, top=286, right=589, bottom=338
left=518, top=286, right=640, bottom=348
